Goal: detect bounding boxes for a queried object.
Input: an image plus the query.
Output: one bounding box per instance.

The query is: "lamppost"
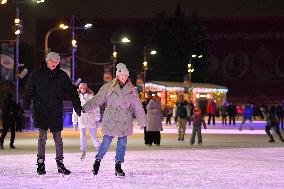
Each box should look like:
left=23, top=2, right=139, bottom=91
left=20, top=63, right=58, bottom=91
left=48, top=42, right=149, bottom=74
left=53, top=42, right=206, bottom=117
left=1, top=0, right=44, bottom=104
left=143, top=46, right=157, bottom=97
left=70, top=15, right=92, bottom=82
left=110, top=33, right=130, bottom=78
left=187, top=53, right=202, bottom=99
left=44, top=24, right=69, bottom=55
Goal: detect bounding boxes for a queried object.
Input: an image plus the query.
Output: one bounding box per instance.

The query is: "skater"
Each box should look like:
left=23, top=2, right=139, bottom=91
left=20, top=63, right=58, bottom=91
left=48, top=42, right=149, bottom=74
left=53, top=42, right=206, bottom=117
left=220, top=100, right=228, bottom=125
left=82, top=63, right=146, bottom=177
left=261, top=105, right=284, bottom=143
left=23, top=52, right=82, bottom=175
left=228, top=102, right=237, bottom=126
left=276, top=101, right=284, bottom=130
left=0, top=94, right=18, bottom=149
left=142, top=91, right=152, bottom=145
left=173, top=93, right=190, bottom=141
left=239, top=103, right=254, bottom=131
left=164, top=105, right=173, bottom=126
left=188, top=107, right=206, bottom=145
left=207, top=99, right=217, bottom=126
left=72, top=82, right=101, bottom=160
left=146, top=94, right=163, bottom=146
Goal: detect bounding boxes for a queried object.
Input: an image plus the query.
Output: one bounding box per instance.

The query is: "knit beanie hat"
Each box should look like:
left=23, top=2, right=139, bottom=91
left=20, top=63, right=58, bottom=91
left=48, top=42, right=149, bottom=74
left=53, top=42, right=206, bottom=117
left=45, top=52, right=60, bottom=63
left=116, top=63, right=129, bottom=77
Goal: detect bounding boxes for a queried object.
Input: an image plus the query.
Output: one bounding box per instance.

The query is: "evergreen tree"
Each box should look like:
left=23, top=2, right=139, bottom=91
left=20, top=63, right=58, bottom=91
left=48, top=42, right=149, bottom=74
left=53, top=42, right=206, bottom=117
left=149, top=3, right=190, bottom=81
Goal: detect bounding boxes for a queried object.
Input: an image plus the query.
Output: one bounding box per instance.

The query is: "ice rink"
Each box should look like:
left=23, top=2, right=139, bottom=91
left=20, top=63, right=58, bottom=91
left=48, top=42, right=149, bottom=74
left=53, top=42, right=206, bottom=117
left=1, top=121, right=284, bottom=189
left=1, top=148, right=284, bottom=189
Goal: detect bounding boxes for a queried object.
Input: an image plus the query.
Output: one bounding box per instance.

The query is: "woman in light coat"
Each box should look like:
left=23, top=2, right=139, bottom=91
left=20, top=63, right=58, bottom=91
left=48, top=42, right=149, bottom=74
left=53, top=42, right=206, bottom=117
left=72, top=83, right=100, bottom=160
left=146, top=94, right=163, bottom=146
left=82, top=63, right=146, bottom=177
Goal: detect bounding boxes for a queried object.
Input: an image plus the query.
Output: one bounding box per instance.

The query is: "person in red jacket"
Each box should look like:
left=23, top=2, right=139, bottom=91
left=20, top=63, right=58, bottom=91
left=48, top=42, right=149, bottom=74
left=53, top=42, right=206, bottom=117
left=207, top=99, right=217, bottom=126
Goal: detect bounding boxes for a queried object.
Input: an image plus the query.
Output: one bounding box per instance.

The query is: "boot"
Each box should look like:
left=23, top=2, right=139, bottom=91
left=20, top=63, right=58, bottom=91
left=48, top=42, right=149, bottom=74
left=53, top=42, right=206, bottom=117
left=80, top=151, right=86, bottom=161
left=92, top=159, right=101, bottom=176
left=115, top=162, right=125, bottom=177
left=10, top=144, right=15, bottom=149
left=0, top=141, right=3, bottom=149
left=56, top=159, right=71, bottom=175
left=37, top=158, right=46, bottom=175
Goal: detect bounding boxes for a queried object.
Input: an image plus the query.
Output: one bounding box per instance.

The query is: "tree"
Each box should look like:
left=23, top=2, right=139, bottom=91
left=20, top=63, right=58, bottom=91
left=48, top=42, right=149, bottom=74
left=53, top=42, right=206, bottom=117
left=149, top=3, right=190, bottom=81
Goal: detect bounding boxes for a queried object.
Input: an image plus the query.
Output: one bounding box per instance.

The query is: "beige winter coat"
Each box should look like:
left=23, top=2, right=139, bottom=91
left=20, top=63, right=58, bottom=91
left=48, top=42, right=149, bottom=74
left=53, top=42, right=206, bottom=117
left=82, top=80, right=146, bottom=137
left=146, top=99, right=163, bottom=132
left=72, top=93, right=100, bottom=128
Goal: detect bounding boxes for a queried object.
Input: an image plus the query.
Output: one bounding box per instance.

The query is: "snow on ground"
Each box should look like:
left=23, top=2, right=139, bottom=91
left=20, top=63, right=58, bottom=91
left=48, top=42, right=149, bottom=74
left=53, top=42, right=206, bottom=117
left=1, top=147, right=284, bottom=189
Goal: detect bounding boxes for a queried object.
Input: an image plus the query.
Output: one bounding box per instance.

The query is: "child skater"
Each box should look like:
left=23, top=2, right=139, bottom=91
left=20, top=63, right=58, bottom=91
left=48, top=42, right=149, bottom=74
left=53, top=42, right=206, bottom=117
left=188, top=107, right=207, bottom=145
left=72, top=82, right=101, bottom=160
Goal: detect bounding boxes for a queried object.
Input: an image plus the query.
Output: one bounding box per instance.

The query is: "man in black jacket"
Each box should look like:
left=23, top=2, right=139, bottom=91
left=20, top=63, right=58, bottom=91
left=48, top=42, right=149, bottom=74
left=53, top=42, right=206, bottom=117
left=0, top=94, right=18, bottom=149
left=23, top=52, right=82, bottom=175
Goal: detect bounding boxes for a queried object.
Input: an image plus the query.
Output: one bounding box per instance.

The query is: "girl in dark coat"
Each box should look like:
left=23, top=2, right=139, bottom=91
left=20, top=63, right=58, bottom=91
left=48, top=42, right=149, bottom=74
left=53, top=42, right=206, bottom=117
left=23, top=52, right=82, bottom=175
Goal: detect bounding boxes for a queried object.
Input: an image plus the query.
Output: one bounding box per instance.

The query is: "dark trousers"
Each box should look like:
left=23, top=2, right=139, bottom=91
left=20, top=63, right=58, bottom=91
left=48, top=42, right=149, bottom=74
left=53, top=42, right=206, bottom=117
left=166, top=114, right=172, bottom=125
left=190, top=126, right=202, bottom=144
left=0, top=119, right=15, bottom=145
left=148, top=131, right=161, bottom=145
left=208, top=114, right=215, bottom=125
left=265, top=124, right=284, bottom=141
left=38, top=129, right=63, bottom=160
left=221, top=115, right=227, bottom=125
left=229, top=115, right=236, bottom=126
left=144, top=127, right=150, bottom=144
left=278, top=116, right=283, bottom=130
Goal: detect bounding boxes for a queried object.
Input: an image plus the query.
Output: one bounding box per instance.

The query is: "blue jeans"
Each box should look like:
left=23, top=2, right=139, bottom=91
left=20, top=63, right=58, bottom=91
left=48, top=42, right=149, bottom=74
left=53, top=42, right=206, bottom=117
left=96, top=135, right=127, bottom=163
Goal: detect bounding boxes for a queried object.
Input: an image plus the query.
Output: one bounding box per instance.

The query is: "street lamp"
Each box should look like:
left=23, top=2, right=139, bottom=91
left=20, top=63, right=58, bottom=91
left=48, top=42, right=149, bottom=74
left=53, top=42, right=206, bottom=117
left=44, top=24, right=69, bottom=55
left=110, top=33, right=130, bottom=78
left=143, top=46, right=157, bottom=97
left=2, top=0, right=44, bottom=103
left=70, top=15, right=92, bottom=82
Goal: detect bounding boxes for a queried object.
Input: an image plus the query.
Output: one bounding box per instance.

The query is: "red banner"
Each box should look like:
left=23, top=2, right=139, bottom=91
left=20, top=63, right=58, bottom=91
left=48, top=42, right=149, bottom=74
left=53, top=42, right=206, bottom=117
left=203, top=17, right=284, bottom=97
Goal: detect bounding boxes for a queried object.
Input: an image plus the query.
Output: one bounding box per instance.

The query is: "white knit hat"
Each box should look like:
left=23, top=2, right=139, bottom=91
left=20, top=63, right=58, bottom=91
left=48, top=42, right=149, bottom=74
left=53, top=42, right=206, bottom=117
left=116, top=63, right=129, bottom=77
left=45, top=52, right=60, bottom=63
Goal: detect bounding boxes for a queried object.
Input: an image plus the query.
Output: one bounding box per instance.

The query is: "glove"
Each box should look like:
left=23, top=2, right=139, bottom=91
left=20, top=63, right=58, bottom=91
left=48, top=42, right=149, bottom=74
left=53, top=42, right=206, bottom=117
left=75, top=107, right=82, bottom=117
left=140, top=126, right=145, bottom=130
left=174, top=117, right=177, bottom=123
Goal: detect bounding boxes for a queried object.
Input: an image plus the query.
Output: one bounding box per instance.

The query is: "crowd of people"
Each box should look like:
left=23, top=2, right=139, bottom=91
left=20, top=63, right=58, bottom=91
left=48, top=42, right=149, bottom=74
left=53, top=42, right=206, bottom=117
left=0, top=51, right=284, bottom=178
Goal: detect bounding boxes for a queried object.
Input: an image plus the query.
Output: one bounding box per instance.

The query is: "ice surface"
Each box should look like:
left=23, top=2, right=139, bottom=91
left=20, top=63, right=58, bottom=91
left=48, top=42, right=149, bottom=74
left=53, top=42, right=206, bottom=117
left=1, top=148, right=284, bottom=189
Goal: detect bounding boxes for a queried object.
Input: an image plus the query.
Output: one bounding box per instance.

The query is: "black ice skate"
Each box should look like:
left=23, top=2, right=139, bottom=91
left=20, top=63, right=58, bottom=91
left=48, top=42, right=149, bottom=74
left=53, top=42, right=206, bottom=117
left=37, top=159, right=46, bottom=175
left=80, top=151, right=86, bottom=161
left=115, top=162, right=125, bottom=177
left=92, top=159, right=101, bottom=176
left=56, top=160, right=71, bottom=175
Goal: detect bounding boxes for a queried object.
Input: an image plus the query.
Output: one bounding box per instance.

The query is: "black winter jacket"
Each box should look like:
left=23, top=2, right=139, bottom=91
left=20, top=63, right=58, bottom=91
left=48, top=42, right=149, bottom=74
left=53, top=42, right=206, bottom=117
left=23, top=65, right=81, bottom=132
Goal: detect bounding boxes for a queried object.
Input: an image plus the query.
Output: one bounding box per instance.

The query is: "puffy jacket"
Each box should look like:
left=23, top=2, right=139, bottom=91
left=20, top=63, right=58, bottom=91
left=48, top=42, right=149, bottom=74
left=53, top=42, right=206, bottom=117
left=72, top=92, right=100, bottom=128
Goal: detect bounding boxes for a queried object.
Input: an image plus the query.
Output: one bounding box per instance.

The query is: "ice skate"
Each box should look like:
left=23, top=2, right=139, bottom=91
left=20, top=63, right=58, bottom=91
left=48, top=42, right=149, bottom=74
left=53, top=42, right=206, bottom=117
left=115, top=162, right=125, bottom=177
left=56, top=160, right=71, bottom=176
left=268, top=139, right=275, bottom=143
left=92, top=159, right=101, bottom=176
left=37, top=159, right=46, bottom=175
left=80, top=151, right=86, bottom=161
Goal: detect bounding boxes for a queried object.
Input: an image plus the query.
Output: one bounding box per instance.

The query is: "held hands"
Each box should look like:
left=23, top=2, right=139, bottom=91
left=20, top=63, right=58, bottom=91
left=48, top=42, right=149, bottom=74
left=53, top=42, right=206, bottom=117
left=75, top=107, right=84, bottom=117
left=73, top=123, right=78, bottom=131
